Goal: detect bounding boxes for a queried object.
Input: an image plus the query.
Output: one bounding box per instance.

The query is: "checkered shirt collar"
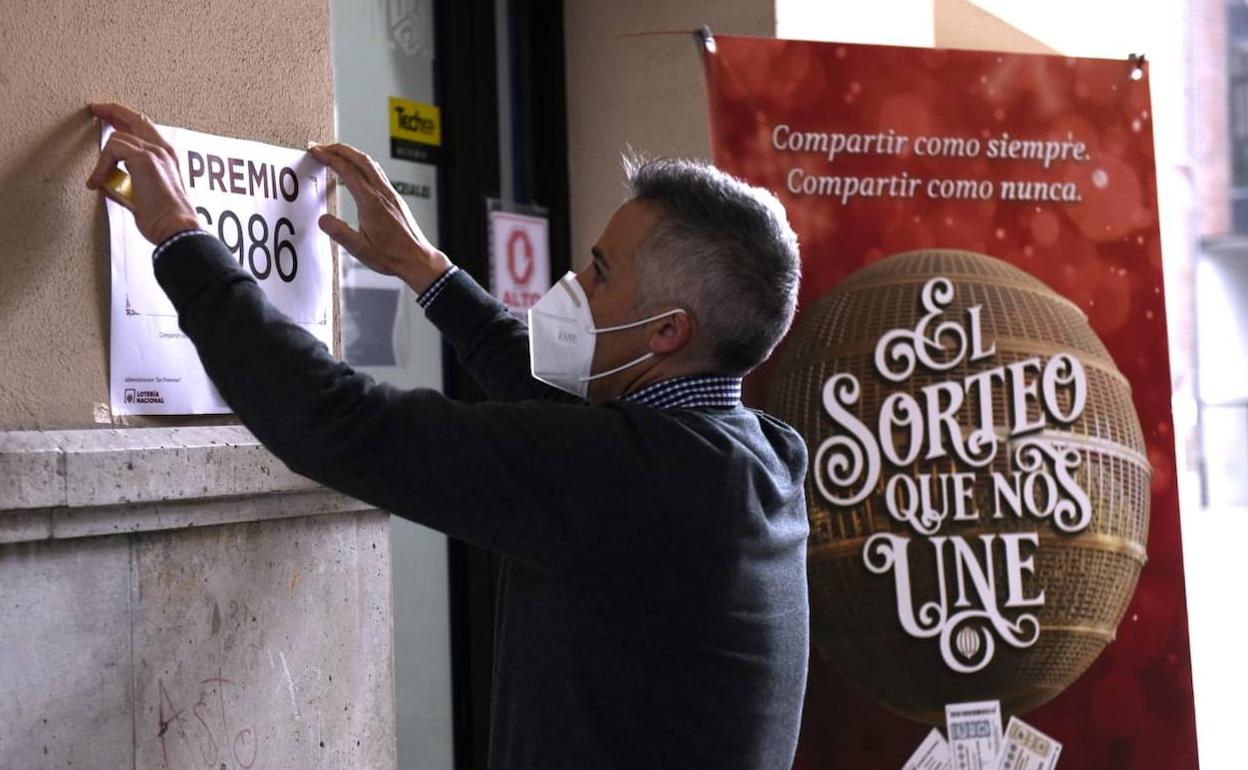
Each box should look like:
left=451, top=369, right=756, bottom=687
left=618, top=375, right=743, bottom=410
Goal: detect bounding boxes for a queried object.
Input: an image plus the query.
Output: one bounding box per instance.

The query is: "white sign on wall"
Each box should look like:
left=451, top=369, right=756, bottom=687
left=488, top=208, right=550, bottom=314
left=106, top=124, right=332, bottom=415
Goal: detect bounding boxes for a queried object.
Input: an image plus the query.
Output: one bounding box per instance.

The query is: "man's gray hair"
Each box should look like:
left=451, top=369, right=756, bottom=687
left=624, top=156, right=801, bottom=376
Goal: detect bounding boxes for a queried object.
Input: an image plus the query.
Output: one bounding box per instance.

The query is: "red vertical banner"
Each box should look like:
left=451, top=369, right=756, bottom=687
left=704, top=35, right=1198, bottom=769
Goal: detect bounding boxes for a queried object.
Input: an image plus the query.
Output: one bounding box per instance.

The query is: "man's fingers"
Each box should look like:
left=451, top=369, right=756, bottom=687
left=86, top=132, right=149, bottom=188
left=309, top=146, right=375, bottom=199
left=318, top=213, right=371, bottom=256
left=311, top=143, right=390, bottom=191
left=90, top=103, right=176, bottom=157
left=90, top=102, right=141, bottom=134
left=316, top=143, right=385, bottom=184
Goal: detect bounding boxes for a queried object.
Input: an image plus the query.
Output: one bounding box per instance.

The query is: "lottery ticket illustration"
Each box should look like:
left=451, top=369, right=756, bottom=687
left=945, top=700, right=1003, bottom=770
left=993, top=717, right=1062, bottom=770
left=903, top=727, right=952, bottom=770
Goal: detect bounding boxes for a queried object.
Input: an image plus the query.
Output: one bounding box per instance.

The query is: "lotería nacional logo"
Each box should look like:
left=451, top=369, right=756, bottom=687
left=768, top=249, right=1150, bottom=723
left=127, top=388, right=165, bottom=405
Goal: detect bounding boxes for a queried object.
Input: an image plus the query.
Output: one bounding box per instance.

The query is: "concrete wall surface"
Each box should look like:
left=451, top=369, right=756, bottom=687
left=0, top=427, right=396, bottom=769
left=0, top=0, right=334, bottom=430
left=0, top=513, right=395, bottom=770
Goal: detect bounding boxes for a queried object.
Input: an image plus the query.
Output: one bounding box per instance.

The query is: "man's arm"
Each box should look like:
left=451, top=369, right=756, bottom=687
left=305, top=141, right=576, bottom=403
left=85, top=104, right=566, bottom=405
left=420, top=267, right=581, bottom=403
left=154, top=233, right=647, bottom=567
left=87, top=104, right=621, bottom=564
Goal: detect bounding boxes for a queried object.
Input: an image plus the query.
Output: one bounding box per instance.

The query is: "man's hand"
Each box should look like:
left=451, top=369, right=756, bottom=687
left=86, top=103, right=200, bottom=245
left=309, top=143, right=451, bottom=293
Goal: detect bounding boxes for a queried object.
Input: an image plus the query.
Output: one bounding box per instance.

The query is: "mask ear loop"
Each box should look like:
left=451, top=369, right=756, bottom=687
left=592, top=308, right=687, bottom=334
left=578, top=309, right=689, bottom=383
left=580, top=351, right=656, bottom=383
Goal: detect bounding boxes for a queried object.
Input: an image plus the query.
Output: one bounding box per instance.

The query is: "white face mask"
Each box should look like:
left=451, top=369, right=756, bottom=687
left=528, top=271, right=685, bottom=399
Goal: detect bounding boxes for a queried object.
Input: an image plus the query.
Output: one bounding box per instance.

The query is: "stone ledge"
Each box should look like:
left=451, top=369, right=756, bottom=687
left=0, top=426, right=370, bottom=544
left=0, top=489, right=375, bottom=545
left=1, top=426, right=319, bottom=510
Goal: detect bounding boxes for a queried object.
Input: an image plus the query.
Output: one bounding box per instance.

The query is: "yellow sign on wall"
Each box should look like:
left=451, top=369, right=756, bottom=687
left=388, top=97, right=441, bottom=164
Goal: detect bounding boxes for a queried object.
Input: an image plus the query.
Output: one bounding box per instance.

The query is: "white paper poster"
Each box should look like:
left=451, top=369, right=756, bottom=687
left=106, top=124, right=332, bottom=415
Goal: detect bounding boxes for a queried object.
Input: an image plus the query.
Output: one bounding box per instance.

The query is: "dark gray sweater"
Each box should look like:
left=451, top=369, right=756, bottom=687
left=155, top=232, right=811, bottom=770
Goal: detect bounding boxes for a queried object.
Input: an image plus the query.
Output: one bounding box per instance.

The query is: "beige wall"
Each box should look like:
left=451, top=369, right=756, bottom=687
left=934, top=0, right=1055, bottom=54
left=0, top=0, right=334, bottom=430
left=563, top=0, right=775, bottom=268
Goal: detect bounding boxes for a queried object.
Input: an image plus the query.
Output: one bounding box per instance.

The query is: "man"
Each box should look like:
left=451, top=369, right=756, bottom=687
left=87, top=102, right=809, bottom=770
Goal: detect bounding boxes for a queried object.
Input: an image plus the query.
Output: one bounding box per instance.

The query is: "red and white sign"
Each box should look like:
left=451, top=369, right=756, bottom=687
left=489, top=210, right=549, bottom=313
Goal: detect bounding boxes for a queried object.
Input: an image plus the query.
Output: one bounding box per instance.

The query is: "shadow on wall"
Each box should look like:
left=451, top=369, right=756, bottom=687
left=0, top=106, right=109, bottom=356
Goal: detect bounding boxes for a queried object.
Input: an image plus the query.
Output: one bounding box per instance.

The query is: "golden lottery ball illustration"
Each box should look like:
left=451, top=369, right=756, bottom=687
left=767, top=249, right=1150, bottom=723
